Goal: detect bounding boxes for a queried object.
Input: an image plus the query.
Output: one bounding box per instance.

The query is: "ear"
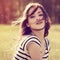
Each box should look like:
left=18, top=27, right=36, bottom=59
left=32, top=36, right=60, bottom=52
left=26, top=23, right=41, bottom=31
left=26, top=23, right=30, bottom=27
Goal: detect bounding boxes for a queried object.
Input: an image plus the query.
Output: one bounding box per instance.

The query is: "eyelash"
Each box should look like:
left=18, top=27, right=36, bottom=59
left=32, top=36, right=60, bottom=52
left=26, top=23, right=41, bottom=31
left=30, top=14, right=44, bottom=18
left=39, top=14, right=43, bottom=16
left=30, top=16, right=35, bottom=18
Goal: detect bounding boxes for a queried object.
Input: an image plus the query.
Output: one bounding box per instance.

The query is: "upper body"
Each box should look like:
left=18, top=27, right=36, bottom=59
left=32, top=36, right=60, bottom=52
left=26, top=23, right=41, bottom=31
left=12, top=34, right=50, bottom=60
left=12, top=3, right=51, bottom=60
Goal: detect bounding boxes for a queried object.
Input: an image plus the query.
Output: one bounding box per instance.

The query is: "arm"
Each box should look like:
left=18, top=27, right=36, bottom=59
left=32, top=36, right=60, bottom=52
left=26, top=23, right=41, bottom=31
left=28, top=42, right=44, bottom=60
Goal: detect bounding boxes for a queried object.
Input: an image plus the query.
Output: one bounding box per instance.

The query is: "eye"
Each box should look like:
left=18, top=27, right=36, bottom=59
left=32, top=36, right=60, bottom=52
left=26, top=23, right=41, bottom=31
left=30, top=15, right=35, bottom=18
left=39, top=14, right=44, bottom=20
left=39, top=14, right=43, bottom=16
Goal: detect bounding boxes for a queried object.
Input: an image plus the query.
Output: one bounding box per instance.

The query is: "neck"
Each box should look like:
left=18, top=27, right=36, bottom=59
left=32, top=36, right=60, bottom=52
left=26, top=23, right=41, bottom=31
left=32, top=29, right=45, bottom=41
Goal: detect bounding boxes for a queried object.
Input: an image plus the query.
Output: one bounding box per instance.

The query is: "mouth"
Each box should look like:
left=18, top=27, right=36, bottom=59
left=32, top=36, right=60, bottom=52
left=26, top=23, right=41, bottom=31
left=36, top=20, right=43, bottom=24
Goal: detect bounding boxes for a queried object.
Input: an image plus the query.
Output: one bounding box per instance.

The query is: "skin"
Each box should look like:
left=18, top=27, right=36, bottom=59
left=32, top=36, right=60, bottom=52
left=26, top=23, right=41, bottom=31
left=27, top=8, right=45, bottom=30
left=26, top=7, right=46, bottom=60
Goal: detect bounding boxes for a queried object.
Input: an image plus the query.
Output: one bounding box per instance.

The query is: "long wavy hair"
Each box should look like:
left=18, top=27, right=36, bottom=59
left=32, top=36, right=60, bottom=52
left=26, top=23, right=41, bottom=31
left=20, top=3, right=51, bottom=37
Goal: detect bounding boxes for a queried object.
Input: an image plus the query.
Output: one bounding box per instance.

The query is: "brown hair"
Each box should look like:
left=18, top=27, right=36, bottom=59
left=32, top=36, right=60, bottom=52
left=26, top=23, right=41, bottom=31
left=20, top=3, right=51, bottom=37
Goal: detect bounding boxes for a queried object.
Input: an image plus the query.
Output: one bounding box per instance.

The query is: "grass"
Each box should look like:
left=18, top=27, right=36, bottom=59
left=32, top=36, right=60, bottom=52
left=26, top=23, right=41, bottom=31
left=0, top=24, right=60, bottom=60
left=48, top=24, right=60, bottom=60
left=0, top=24, right=19, bottom=60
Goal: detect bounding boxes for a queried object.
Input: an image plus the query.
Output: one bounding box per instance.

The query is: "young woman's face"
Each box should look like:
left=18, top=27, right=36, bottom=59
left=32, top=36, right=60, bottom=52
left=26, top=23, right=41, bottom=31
left=27, top=7, right=45, bottom=30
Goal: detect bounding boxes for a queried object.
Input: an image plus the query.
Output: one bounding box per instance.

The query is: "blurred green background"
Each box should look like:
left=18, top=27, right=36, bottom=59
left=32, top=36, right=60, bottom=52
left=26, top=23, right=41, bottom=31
left=0, top=0, right=60, bottom=60
left=0, top=24, right=60, bottom=60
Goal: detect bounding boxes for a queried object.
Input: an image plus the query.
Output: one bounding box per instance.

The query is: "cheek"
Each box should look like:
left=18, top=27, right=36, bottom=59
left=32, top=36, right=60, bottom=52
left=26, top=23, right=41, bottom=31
left=42, top=20, right=45, bottom=23
left=40, top=20, right=45, bottom=27
left=43, top=20, right=45, bottom=24
left=27, top=20, right=34, bottom=28
left=28, top=17, right=36, bottom=23
left=43, top=21, right=45, bottom=25
left=43, top=21, right=46, bottom=27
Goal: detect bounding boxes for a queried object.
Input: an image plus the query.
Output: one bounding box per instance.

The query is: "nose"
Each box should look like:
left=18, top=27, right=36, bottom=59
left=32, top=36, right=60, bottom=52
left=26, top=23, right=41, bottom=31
left=36, top=18, right=41, bottom=22
left=36, top=16, right=40, bottom=20
left=36, top=18, right=43, bottom=23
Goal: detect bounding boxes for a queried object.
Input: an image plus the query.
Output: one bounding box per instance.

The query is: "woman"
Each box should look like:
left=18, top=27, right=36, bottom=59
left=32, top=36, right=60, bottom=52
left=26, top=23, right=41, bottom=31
left=12, top=3, right=51, bottom=60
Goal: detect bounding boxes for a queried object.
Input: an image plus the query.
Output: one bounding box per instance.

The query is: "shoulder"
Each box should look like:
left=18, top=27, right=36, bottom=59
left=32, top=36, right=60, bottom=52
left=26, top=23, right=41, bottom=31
left=21, top=35, right=41, bottom=44
left=25, top=35, right=41, bottom=46
left=20, top=35, right=41, bottom=51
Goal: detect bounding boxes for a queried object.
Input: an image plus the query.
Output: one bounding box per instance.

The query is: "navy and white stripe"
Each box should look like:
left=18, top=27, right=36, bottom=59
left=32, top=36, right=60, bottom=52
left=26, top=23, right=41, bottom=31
left=42, top=38, right=50, bottom=60
left=12, top=35, right=50, bottom=60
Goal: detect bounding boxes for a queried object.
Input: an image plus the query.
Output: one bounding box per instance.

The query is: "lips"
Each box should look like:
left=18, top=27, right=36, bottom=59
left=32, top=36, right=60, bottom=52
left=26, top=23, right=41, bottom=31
left=36, top=20, right=43, bottom=24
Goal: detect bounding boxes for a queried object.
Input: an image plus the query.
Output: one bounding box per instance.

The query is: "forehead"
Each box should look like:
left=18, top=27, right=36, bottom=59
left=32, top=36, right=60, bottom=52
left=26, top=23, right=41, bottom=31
left=28, top=7, right=43, bottom=15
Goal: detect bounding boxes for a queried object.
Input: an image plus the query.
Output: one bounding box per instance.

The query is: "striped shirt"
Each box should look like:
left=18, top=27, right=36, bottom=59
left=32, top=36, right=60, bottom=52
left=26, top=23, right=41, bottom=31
left=12, top=35, right=50, bottom=60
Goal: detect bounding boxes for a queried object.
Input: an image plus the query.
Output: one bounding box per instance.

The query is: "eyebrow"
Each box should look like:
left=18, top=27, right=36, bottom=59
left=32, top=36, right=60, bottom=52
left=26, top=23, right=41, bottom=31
left=27, top=7, right=38, bottom=17
left=37, top=10, right=43, bottom=14
left=28, top=11, right=43, bottom=17
left=27, top=8, right=43, bottom=17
